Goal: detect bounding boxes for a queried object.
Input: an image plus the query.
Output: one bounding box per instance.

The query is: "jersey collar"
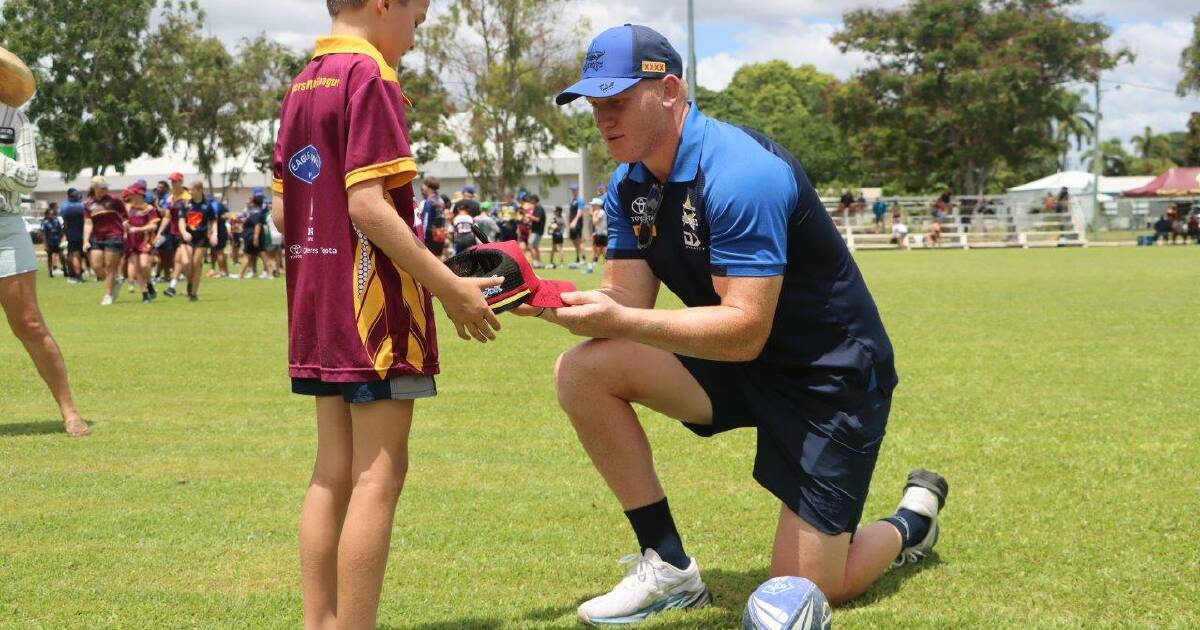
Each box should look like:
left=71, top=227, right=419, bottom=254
left=629, top=102, right=706, bottom=184
left=313, top=35, right=399, bottom=84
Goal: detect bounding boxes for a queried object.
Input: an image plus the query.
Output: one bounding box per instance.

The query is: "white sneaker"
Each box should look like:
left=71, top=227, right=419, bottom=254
left=577, top=549, right=710, bottom=625
left=568, top=262, right=580, bottom=269
left=892, top=468, right=949, bottom=568
left=99, top=294, right=113, bottom=306
left=111, top=278, right=123, bottom=302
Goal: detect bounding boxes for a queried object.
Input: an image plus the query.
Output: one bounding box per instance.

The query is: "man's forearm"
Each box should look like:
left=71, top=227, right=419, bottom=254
left=612, top=304, right=767, bottom=362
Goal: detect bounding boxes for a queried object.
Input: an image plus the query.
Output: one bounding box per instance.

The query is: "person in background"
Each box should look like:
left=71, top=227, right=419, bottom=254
left=208, top=192, right=231, bottom=278
left=40, top=204, right=64, bottom=278
left=498, top=193, right=519, bottom=242
left=586, top=196, right=606, bottom=274
left=925, top=220, right=942, bottom=248
left=59, top=188, right=87, bottom=283
left=516, top=192, right=533, bottom=258
left=121, top=182, right=160, bottom=303
left=262, top=203, right=282, bottom=278
left=871, top=196, right=888, bottom=234
left=1039, top=192, right=1056, bottom=214
left=567, top=184, right=585, bottom=268
left=420, top=177, right=446, bottom=258
left=473, top=201, right=500, bottom=243
left=0, top=57, right=89, bottom=436
left=838, top=189, right=854, bottom=215
left=1055, top=187, right=1069, bottom=214
left=547, top=206, right=564, bottom=269
left=527, top=193, right=547, bottom=268
left=230, top=192, right=247, bottom=272
left=82, top=176, right=127, bottom=305
left=238, top=190, right=267, bottom=278
left=892, top=217, right=910, bottom=249
left=180, top=181, right=218, bottom=300
left=450, top=201, right=476, bottom=255
left=158, top=172, right=190, bottom=296
left=1187, top=209, right=1200, bottom=244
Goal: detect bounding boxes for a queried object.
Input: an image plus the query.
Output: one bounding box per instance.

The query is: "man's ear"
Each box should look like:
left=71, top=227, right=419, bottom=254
left=661, top=74, right=685, bottom=108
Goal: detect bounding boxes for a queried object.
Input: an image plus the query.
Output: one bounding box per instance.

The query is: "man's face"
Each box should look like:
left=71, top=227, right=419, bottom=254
left=587, top=80, right=671, bottom=165
left=378, top=0, right=429, bottom=65
left=191, top=184, right=204, bottom=199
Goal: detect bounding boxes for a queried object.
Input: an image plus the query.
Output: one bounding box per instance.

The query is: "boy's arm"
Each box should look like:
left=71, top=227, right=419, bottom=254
left=346, top=180, right=502, bottom=343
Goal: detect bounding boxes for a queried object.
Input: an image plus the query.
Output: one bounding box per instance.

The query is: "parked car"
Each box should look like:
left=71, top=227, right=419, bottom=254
left=23, top=216, right=43, bottom=244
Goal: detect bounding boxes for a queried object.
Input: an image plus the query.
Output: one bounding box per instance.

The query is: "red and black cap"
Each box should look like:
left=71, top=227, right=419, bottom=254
left=446, top=238, right=576, bottom=314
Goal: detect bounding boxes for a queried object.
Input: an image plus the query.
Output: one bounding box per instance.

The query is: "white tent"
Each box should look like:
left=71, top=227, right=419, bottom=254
left=1005, top=171, right=1155, bottom=227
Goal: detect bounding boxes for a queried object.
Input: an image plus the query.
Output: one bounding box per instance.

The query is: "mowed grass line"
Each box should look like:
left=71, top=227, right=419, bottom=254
left=1, top=247, right=1197, bottom=629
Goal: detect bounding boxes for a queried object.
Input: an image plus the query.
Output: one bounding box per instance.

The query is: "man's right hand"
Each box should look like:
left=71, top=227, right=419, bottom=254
left=437, top=276, right=503, bottom=343
left=182, top=233, right=192, bottom=244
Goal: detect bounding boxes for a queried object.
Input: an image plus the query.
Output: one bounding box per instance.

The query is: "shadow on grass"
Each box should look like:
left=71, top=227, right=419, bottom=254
left=0, top=420, right=68, bottom=437
left=387, top=557, right=941, bottom=629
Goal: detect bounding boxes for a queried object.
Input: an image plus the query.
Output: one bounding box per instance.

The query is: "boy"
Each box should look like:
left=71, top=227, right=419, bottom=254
left=450, top=200, right=476, bottom=255
left=270, top=2, right=501, bottom=628
left=546, top=206, right=564, bottom=269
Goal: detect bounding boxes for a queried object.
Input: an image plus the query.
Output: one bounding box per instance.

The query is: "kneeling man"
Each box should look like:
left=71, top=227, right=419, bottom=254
left=534, top=25, right=949, bottom=625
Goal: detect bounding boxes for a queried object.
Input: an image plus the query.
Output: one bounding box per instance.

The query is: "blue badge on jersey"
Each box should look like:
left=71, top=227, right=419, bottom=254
left=288, top=145, right=322, bottom=184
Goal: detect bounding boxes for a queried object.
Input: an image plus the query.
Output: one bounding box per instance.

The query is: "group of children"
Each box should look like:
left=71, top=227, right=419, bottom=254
left=38, top=177, right=283, bottom=304
left=421, top=177, right=611, bottom=272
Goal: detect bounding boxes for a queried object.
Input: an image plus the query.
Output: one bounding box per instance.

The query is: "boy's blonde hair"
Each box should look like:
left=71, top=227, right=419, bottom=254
left=327, top=0, right=408, bottom=16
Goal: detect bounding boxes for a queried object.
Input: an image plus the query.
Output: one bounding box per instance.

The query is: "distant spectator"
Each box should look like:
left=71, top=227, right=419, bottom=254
left=1153, top=213, right=1171, bottom=243
left=420, top=177, right=446, bottom=256
left=1168, top=203, right=1186, bottom=244
left=1040, top=192, right=1057, bottom=214
left=586, top=197, right=606, bottom=274
left=1187, top=210, right=1200, bottom=244
left=1056, top=187, right=1070, bottom=214
left=450, top=202, right=477, bottom=255
left=473, top=202, right=500, bottom=244
left=547, top=206, right=565, bottom=269
left=567, top=184, right=586, bottom=267
left=527, top=193, right=546, bottom=268
left=40, top=204, right=64, bottom=278
left=838, top=189, right=854, bottom=215
left=891, top=219, right=909, bottom=249
left=871, top=197, right=888, bottom=232
left=925, top=221, right=943, bottom=248
left=59, top=188, right=86, bottom=282
left=933, top=188, right=952, bottom=219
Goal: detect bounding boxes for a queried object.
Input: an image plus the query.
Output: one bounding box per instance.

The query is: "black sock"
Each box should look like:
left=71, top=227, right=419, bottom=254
left=882, top=508, right=931, bottom=548
left=624, top=498, right=689, bottom=570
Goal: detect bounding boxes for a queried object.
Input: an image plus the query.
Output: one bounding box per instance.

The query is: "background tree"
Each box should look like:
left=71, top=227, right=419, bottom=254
left=831, top=0, right=1129, bottom=195
left=696, top=61, right=864, bottom=187
left=1086, top=138, right=1132, bottom=176
left=1183, top=113, right=1200, bottom=167
left=1052, top=92, right=1094, bottom=171
left=0, top=0, right=167, bottom=178
left=1178, top=14, right=1200, bottom=96
left=238, top=34, right=309, bottom=176
left=420, top=0, right=582, bottom=197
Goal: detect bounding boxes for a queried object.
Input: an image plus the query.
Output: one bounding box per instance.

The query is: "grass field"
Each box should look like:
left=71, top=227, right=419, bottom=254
left=2, top=247, right=1198, bottom=629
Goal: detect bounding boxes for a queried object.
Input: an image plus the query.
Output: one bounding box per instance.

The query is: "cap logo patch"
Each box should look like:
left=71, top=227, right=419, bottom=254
left=584, top=51, right=606, bottom=72
left=288, top=144, right=322, bottom=185
left=641, top=60, right=667, bottom=73
left=599, top=81, right=615, bottom=92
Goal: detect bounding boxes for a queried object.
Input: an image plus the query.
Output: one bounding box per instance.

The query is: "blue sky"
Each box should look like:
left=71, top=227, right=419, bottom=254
left=191, top=0, right=1197, bottom=167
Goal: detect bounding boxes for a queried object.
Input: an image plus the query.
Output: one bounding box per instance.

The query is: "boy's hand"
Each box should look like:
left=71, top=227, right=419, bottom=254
left=439, top=276, right=504, bottom=342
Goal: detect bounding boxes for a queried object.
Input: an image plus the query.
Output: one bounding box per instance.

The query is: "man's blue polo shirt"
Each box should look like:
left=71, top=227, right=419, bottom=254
left=603, top=103, right=897, bottom=391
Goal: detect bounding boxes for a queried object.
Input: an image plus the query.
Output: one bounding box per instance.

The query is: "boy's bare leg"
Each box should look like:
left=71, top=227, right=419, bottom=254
left=301, top=397, right=354, bottom=630
left=336, top=399, right=413, bottom=630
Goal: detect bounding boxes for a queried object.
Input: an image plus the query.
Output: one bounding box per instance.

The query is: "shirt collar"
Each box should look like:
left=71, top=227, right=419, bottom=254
left=629, top=102, right=706, bottom=184
left=313, top=36, right=399, bottom=84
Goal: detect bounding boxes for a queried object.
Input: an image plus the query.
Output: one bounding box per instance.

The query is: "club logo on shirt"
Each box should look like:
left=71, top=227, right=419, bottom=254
left=288, top=145, right=322, bottom=185
left=682, top=193, right=703, bottom=250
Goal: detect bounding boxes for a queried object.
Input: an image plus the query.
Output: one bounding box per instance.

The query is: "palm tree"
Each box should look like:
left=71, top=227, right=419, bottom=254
left=1132, top=126, right=1173, bottom=161
left=1053, top=92, right=1094, bottom=171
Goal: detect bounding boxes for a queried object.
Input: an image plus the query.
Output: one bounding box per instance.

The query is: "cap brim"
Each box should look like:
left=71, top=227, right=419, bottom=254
left=528, top=279, right=577, bottom=308
left=555, top=76, right=642, bottom=105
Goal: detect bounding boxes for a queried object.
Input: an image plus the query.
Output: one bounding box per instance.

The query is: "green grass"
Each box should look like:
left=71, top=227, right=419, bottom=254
left=2, top=247, right=1198, bottom=629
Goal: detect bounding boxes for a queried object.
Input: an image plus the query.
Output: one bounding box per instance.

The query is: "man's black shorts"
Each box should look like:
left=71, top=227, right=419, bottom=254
left=67, top=238, right=84, bottom=254
left=569, top=226, right=583, bottom=240
left=677, top=356, right=891, bottom=536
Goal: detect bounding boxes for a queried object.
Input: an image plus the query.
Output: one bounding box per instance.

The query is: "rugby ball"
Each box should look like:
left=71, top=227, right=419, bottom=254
left=742, top=576, right=832, bottom=630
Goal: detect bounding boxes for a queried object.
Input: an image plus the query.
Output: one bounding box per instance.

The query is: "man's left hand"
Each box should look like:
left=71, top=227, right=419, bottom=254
left=550, top=290, right=627, bottom=339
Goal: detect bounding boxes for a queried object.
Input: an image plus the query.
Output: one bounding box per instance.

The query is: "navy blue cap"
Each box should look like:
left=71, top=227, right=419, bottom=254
left=252, top=187, right=264, bottom=197
left=556, top=24, right=683, bottom=106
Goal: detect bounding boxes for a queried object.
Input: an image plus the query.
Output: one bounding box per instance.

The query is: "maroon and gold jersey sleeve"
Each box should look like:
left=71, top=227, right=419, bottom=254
left=271, top=138, right=284, bottom=196
left=343, top=76, right=417, bottom=192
